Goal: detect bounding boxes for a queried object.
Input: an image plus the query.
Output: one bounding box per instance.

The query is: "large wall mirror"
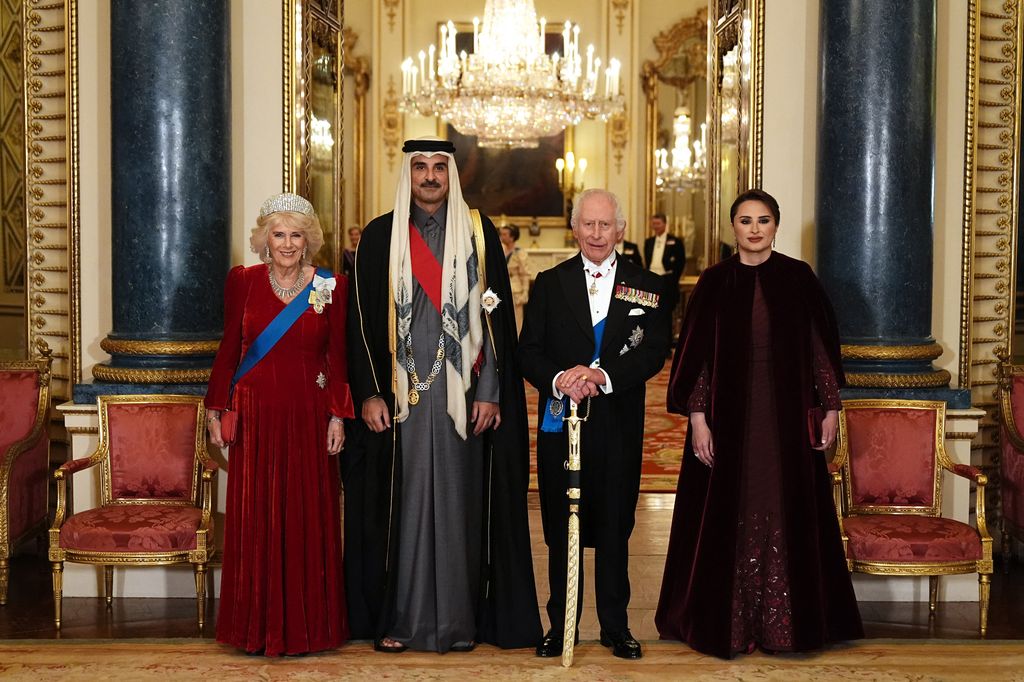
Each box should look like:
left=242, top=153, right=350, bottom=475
left=286, top=0, right=345, bottom=271
left=642, top=9, right=708, bottom=277
left=641, top=0, right=762, bottom=280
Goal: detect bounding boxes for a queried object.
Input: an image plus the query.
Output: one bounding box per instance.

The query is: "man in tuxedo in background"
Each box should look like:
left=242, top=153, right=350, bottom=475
left=617, top=232, right=644, bottom=269
left=518, top=189, right=671, bottom=660
left=643, top=212, right=686, bottom=286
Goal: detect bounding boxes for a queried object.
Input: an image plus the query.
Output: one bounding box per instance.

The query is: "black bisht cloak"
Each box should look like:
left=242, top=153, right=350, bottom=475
left=655, top=252, right=862, bottom=657
left=342, top=210, right=542, bottom=648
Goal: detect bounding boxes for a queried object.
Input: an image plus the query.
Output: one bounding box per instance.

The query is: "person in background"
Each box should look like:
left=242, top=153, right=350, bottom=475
left=343, top=225, right=361, bottom=276
left=499, top=223, right=532, bottom=334
left=617, top=232, right=644, bottom=269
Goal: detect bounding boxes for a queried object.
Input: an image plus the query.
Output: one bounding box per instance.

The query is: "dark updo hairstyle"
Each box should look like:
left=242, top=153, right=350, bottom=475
left=502, top=223, right=521, bottom=241
left=729, top=188, right=781, bottom=225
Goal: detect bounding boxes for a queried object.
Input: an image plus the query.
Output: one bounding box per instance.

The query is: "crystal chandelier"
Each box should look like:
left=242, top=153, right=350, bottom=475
left=655, top=107, right=706, bottom=192
left=399, top=0, right=624, bottom=149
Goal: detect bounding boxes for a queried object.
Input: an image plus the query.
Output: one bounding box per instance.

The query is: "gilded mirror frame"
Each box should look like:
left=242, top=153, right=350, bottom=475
left=284, top=0, right=345, bottom=271
left=706, top=0, right=764, bottom=267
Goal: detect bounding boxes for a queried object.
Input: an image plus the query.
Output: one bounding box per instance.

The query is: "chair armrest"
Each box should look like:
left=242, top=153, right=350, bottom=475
left=201, top=459, right=219, bottom=473
left=55, top=455, right=101, bottom=478
left=828, top=461, right=841, bottom=475
left=948, top=462, right=986, bottom=485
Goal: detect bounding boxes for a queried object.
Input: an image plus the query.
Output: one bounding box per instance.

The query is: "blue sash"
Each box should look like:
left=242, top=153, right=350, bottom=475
left=231, top=267, right=330, bottom=389
left=541, top=318, right=605, bottom=433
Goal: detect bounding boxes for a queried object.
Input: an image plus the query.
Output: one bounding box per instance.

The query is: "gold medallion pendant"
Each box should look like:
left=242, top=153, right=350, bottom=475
left=550, top=399, right=563, bottom=417
left=408, top=388, right=420, bottom=406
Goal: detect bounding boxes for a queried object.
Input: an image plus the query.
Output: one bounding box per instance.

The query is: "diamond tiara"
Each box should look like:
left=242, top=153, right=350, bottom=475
left=259, top=192, right=314, bottom=218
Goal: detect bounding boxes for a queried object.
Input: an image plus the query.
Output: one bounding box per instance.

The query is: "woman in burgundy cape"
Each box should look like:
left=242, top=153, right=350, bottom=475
left=655, top=189, right=862, bottom=658
left=206, top=194, right=354, bottom=655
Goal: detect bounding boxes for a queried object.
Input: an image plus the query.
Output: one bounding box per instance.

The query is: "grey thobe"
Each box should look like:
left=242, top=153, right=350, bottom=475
left=391, top=201, right=499, bottom=651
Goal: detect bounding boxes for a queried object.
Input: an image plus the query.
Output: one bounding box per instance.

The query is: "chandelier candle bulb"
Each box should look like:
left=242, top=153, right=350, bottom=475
left=539, top=17, right=546, bottom=55
left=473, top=16, right=480, bottom=54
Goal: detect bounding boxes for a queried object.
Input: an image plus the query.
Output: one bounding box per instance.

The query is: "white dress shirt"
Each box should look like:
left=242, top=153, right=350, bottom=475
left=649, top=233, right=667, bottom=275
left=552, top=253, right=616, bottom=399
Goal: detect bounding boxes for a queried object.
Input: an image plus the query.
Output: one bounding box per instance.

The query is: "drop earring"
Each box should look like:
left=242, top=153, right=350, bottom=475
left=771, top=237, right=776, bottom=250
left=264, top=245, right=271, bottom=262
left=302, top=246, right=308, bottom=261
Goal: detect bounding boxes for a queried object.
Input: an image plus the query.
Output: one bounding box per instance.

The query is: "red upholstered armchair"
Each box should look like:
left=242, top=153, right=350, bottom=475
left=0, top=348, right=52, bottom=605
left=997, top=358, right=1024, bottom=567
left=48, top=395, right=217, bottom=629
left=831, top=399, right=993, bottom=633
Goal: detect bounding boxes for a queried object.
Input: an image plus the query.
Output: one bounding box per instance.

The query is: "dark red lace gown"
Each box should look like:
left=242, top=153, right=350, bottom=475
left=685, top=274, right=842, bottom=654
left=205, top=264, right=354, bottom=656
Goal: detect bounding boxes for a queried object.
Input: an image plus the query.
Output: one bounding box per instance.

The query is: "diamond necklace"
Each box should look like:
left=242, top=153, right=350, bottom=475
left=269, top=267, right=306, bottom=299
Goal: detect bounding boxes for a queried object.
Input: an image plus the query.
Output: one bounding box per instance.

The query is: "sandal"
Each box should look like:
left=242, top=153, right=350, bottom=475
left=373, top=637, right=408, bottom=653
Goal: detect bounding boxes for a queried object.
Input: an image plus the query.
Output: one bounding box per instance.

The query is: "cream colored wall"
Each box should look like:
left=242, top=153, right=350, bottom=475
left=77, top=1, right=112, bottom=380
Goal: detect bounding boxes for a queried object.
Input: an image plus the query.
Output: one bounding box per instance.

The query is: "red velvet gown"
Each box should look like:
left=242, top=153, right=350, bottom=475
left=206, top=264, right=354, bottom=656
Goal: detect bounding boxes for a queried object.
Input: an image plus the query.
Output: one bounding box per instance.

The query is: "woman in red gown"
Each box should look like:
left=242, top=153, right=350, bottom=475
left=206, top=193, right=353, bottom=656
left=655, top=189, right=862, bottom=658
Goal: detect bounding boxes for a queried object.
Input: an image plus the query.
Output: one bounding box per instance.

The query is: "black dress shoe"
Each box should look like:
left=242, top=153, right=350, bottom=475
left=600, top=629, right=643, bottom=659
left=449, top=641, right=476, bottom=652
left=535, top=628, right=578, bottom=657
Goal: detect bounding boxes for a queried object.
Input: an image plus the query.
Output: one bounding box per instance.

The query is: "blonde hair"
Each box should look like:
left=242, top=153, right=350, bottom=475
left=250, top=211, right=324, bottom=265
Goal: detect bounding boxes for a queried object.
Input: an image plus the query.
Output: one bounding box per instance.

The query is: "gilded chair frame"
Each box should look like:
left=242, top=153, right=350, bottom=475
left=996, top=358, right=1024, bottom=558
left=832, top=398, right=993, bottom=632
left=0, top=347, right=53, bottom=605
left=48, top=394, right=217, bottom=629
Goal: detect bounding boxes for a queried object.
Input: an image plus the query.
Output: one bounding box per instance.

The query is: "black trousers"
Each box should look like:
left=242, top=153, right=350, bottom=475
left=538, top=436, right=636, bottom=635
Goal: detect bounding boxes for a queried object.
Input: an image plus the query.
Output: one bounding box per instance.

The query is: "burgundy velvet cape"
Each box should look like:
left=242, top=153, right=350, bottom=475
left=655, top=252, right=862, bottom=657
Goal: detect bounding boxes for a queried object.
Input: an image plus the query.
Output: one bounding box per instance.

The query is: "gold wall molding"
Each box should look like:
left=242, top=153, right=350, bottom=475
left=381, top=75, right=401, bottom=171
left=946, top=432, right=979, bottom=441
left=963, top=0, right=1022, bottom=523
left=22, top=0, right=80, bottom=401
left=611, top=0, right=629, bottom=36
left=845, top=370, right=953, bottom=389
left=99, top=338, right=220, bottom=356
left=609, top=108, right=628, bottom=175
left=343, top=26, right=370, bottom=227
left=91, top=366, right=211, bottom=384
left=841, top=343, right=944, bottom=361
left=382, top=0, right=399, bottom=33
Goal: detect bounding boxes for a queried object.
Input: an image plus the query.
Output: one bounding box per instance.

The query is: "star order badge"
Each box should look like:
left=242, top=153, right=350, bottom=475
left=629, top=325, right=644, bottom=348
left=316, top=372, right=326, bottom=389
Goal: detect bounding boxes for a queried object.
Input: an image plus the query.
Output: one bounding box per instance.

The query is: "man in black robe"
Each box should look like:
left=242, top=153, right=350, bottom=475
left=519, top=188, right=672, bottom=659
left=343, top=137, right=541, bottom=652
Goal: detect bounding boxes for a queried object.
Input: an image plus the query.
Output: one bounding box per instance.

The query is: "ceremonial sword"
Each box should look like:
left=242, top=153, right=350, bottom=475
left=561, top=397, right=589, bottom=668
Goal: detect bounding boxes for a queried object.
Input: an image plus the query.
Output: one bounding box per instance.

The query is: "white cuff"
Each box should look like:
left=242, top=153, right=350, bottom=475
left=595, top=367, right=613, bottom=394
left=552, top=371, right=565, bottom=400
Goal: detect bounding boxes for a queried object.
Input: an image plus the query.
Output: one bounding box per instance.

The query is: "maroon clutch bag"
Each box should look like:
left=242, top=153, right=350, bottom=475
left=807, top=406, right=825, bottom=448
left=220, top=408, right=238, bottom=445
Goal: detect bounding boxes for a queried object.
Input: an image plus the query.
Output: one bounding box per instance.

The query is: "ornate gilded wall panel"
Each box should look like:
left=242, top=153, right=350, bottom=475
left=1, top=0, right=25, bottom=314
left=21, top=0, right=79, bottom=400
left=964, top=0, right=1022, bottom=521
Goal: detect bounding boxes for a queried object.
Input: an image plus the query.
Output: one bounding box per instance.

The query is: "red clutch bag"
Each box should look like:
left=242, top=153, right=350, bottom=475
left=807, top=406, right=825, bottom=448
left=220, top=409, right=238, bottom=445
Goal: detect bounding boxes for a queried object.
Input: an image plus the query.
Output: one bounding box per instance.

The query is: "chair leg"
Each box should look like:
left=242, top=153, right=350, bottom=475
left=928, top=575, right=939, bottom=614
left=104, top=566, right=113, bottom=607
left=0, top=557, right=8, bottom=606
left=194, top=563, right=207, bottom=631
left=979, top=573, right=991, bottom=636
left=51, top=561, right=63, bottom=629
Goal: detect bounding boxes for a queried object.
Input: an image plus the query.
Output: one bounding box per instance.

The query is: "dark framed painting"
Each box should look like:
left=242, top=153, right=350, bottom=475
left=439, top=22, right=568, bottom=227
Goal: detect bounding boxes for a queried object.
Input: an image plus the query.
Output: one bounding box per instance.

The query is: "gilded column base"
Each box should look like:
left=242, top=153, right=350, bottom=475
left=91, top=365, right=211, bottom=384
left=100, top=337, right=220, bottom=356
left=845, top=369, right=952, bottom=389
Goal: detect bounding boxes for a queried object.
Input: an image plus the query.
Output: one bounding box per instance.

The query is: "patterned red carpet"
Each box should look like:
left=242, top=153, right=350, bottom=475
left=527, top=364, right=687, bottom=492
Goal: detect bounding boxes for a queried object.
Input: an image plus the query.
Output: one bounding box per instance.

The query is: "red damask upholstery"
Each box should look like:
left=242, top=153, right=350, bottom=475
left=107, top=402, right=198, bottom=500
left=49, top=395, right=216, bottom=630
left=1001, top=373, right=1024, bottom=541
left=845, top=515, right=983, bottom=563
left=844, top=407, right=937, bottom=508
left=834, top=399, right=992, bottom=633
left=0, top=356, right=50, bottom=607
left=60, top=505, right=202, bottom=552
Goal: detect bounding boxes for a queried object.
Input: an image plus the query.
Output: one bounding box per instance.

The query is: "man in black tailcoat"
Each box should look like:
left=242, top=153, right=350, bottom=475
left=518, top=188, right=671, bottom=660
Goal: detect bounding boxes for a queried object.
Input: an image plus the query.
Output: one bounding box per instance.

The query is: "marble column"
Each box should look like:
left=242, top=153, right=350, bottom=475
left=816, top=0, right=966, bottom=405
left=79, top=0, right=230, bottom=401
